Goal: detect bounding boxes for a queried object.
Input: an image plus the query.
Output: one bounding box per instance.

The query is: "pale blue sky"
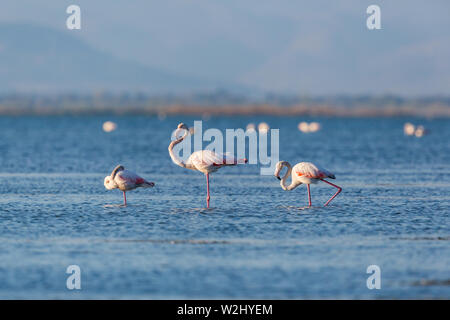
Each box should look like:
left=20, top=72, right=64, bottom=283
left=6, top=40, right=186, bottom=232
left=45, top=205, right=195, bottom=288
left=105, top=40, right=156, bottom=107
left=0, top=1, right=449, bottom=95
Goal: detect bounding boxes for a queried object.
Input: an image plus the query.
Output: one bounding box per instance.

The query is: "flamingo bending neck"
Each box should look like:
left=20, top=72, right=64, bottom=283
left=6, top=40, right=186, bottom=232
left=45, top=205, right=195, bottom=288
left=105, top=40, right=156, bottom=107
left=279, top=161, right=298, bottom=191
left=168, top=125, right=189, bottom=169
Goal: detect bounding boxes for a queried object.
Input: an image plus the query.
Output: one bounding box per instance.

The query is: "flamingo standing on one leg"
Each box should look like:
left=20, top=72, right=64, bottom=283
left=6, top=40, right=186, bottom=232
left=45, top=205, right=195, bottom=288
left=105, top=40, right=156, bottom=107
left=168, top=123, right=247, bottom=208
left=104, top=165, right=155, bottom=206
left=274, top=161, right=342, bottom=207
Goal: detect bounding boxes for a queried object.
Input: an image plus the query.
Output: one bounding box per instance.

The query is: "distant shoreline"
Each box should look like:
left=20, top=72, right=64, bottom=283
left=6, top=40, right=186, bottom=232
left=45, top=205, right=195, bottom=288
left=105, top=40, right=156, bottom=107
left=0, top=104, right=449, bottom=118
left=1, top=93, right=450, bottom=117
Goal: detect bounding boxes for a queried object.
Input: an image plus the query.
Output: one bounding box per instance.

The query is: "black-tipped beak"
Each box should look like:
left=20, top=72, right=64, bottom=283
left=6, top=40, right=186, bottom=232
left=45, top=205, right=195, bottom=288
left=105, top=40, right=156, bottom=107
left=276, top=176, right=281, bottom=180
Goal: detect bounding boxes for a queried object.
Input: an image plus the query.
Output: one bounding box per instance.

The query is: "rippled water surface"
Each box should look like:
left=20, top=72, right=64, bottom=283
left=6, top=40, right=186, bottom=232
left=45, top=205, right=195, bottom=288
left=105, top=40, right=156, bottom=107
left=0, top=116, right=449, bottom=299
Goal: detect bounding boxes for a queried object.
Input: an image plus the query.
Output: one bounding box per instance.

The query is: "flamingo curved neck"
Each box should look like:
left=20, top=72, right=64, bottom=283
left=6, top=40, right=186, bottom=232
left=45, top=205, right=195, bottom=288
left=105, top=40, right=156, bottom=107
left=168, top=129, right=188, bottom=168
left=111, top=165, right=124, bottom=179
left=280, top=162, right=297, bottom=191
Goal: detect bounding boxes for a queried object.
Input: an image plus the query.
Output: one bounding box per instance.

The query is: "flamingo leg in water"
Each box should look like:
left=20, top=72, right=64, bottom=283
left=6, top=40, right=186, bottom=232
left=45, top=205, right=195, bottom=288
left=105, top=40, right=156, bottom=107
left=206, top=173, right=210, bottom=208
left=123, top=191, right=127, bottom=206
left=306, top=184, right=312, bottom=207
left=320, top=179, right=342, bottom=206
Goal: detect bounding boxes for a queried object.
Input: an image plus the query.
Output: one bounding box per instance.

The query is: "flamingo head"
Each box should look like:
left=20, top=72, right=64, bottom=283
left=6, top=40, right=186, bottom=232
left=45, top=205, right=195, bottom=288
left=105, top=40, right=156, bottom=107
left=177, top=123, right=188, bottom=130
left=174, top=123, right=189, bottom=140
left=274, top=161, right=289, bottom=180
left=104, top=175, right=118, bottom=190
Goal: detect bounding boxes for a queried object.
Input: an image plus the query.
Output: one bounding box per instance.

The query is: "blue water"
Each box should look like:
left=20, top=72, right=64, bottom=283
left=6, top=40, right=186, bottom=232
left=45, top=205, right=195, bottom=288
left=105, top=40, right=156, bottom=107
left=0, top=116, right=448, bottom=299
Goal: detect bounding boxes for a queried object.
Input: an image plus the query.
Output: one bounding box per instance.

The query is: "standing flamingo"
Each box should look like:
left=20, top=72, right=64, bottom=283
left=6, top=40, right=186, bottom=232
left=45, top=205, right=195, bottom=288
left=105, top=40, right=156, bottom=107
left=104, top=165, right=155, bottom=206
left=274, top=161, right=342, bottom=207
left=168, top=123, right=247, bottom=208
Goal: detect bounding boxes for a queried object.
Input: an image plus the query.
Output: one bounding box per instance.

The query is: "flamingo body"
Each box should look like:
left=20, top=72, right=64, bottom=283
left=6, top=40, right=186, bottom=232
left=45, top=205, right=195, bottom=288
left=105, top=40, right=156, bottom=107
left=186, top=150, right=243, bottom=174
left=169, top=123, right=247, bottom=208
left=104, top=165, right=154, bottom=205
left=275, top=161, right=341, bottom=207
left=292, top=162, right=335, bottom=185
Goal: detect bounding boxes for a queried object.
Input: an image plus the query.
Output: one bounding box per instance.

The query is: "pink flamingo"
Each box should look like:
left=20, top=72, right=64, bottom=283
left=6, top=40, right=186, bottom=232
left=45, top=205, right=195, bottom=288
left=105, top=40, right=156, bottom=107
left=104, top=165, right=155, bottom=206
left=274, top=161, right=342, bottom=207
left=168, top=123, right=247, bottom=208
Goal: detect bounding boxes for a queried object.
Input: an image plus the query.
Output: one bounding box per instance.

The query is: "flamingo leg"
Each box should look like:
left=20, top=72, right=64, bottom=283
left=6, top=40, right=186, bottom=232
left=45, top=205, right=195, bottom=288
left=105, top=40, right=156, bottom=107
left=206, top=173, right=210, bottom=208
left=306, top=184, right=312, bottom=207
left=320, top=179, right=342, bottom=206
left=123, top=191, right=127, bottom=206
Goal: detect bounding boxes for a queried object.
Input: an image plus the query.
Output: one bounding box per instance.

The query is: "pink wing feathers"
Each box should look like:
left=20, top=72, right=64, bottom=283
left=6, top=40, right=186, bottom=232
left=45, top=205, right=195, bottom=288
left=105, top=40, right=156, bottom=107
left=210, top=151, right=247, bottom=166
left=115, top=169, right=154, bottom=190
left=187, top=150, right=246, bottom=169
left=294, top=162, right=335, bottom=179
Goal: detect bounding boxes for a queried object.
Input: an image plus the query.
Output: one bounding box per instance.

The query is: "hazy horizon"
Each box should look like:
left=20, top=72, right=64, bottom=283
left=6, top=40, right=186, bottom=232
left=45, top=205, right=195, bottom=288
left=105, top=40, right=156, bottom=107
left=0, top=1, right=449, bottom=95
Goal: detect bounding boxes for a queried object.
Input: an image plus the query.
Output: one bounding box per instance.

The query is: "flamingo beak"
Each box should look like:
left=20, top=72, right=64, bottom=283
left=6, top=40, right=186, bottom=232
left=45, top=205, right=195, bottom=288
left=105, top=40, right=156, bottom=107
left=276, top=176, right=281, bottom=180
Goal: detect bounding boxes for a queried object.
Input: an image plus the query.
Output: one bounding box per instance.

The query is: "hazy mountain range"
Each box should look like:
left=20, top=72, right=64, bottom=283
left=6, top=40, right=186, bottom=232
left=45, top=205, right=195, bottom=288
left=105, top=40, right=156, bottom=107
left=0, top=23, right=221, bottom=93
left=0, top=1, right=449, bottom=95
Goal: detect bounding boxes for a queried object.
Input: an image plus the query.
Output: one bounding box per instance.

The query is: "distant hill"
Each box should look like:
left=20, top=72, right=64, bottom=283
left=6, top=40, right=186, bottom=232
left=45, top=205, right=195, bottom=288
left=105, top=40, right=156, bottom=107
left=0, top=23, right=213, bottom=93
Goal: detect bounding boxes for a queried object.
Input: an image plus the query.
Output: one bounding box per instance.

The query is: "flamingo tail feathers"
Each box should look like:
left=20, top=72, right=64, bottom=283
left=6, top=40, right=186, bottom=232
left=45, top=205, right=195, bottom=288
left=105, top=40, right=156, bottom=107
left=141, top=181, right=155, bottom=188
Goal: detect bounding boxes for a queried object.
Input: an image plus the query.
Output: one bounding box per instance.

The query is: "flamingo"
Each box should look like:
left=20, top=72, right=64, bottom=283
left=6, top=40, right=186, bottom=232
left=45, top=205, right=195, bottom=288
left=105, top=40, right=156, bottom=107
left=104, top=165, right=155, bottom=206
left=168, top=123, right=248, bottom=208
left=274, top=161, right=342, bottom=207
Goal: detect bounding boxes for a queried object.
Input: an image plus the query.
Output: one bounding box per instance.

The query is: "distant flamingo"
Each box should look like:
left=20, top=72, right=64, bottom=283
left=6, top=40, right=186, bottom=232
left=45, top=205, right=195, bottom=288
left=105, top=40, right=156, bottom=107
left=168, top=123, right=247, bottom=208
left=274, top=161, right=342, bottom=207
left=104, top=165, right=155, bottom=206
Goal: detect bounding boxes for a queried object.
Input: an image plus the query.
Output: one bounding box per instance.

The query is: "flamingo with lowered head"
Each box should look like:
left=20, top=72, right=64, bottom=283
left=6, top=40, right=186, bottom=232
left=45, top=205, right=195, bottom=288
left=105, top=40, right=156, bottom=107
left=274, top=161, right=342, bottom=207
left=168, top=123, right=247, bottom=208
left=104, top=165, right=155, bottom=206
